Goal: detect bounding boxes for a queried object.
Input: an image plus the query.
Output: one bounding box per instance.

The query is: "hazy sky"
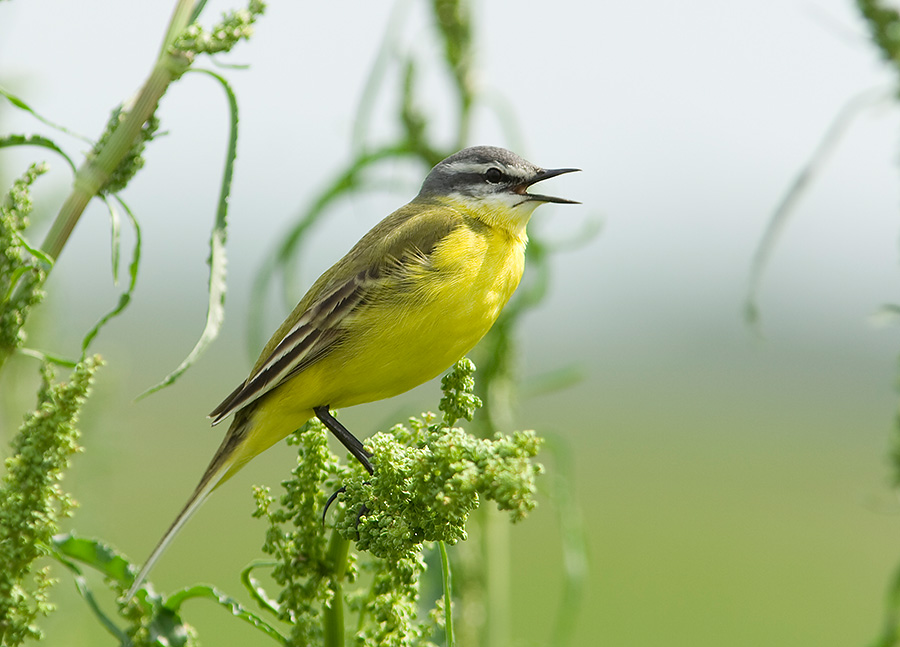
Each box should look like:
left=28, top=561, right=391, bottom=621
left=2, top=0, right=898, bottom=361
left=4, top=2, right=900, bottom=645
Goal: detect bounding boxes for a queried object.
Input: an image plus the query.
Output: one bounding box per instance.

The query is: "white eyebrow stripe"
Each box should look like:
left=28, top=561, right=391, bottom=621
left=443, top=161, right=493, bottom=174
left=443, top=160, right=531, bottom=181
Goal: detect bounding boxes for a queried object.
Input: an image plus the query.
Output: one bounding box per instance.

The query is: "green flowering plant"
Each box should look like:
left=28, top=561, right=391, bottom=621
left=251, top=358, right=543, bottom=647
left=0, top=357, right=101, bottom=645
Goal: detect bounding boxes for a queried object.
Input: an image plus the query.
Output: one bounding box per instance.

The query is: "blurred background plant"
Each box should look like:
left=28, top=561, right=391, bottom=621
left=0, top=0, right=585, bottom=645
left=4, top=0, right=900, bottom=646
left=746, top=3, right=900, bottom=646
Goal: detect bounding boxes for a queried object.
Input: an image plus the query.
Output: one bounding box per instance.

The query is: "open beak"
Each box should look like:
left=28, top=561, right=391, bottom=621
left=520, top=167, right=581, bottom=204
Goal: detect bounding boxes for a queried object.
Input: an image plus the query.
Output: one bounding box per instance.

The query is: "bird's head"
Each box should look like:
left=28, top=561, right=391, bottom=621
left=418, top=146, right=580, bottom=235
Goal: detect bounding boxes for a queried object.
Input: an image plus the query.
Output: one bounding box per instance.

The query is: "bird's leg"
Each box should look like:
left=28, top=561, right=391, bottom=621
left=322, top=486, right=346, bottom=525
left=316, top=406, right=372, bottom=530
left=314, top=405, right=374, bottom=475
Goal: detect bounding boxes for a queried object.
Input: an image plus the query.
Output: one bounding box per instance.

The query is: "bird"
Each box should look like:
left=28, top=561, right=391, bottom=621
left=125, top=145, right=579, bottom=598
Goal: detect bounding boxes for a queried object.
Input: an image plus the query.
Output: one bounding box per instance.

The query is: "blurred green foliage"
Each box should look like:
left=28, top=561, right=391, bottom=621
left=0, top=0, right=573, bottom=644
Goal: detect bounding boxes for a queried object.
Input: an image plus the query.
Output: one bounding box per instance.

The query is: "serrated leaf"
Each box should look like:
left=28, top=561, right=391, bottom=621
left=164, top=584, right=287, bottom=644
left=241, top=560, right=281, bottom=618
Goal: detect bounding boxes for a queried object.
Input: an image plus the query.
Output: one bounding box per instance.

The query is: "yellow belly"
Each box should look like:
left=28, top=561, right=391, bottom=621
left=256, top=221, right=525, bottom=424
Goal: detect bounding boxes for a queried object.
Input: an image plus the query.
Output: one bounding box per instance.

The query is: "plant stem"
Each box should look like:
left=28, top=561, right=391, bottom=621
left=323, top=529, right=350, bottom=647
left=485, top=508, right=510, bottom=647
left=38, top=0, right=197, bottom=262
left=439, top=541, right=455, bottom=647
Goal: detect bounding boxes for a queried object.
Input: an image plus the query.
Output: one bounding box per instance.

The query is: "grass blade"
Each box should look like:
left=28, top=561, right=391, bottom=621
left=107, top=195, right=122, bottom=285
left=0, top=86, right=93, bottom=144
left=140, top=68, right=238, bottom=397
left=744, top=85, right=890, bottom=329
left=80, top=195, right=142, bottom=355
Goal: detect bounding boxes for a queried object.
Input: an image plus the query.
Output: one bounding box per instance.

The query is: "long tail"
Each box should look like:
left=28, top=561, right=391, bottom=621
left=124, top=411, right=254, bottom=599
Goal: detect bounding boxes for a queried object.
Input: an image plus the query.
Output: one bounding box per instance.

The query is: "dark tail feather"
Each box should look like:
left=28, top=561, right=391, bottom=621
left=123, top=413, right=251, bottom=599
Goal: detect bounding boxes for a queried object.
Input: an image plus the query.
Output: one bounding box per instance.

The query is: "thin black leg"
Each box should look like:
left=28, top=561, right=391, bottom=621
left=322, top=486, right=346, bottom=525
left=314, top=405, right=374, bottom=475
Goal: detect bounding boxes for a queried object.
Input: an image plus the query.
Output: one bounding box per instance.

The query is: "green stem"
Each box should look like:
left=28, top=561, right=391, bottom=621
left=485, top=509, right=510, bottom=647
left=0, top=0, right=196, bottom=381
left=323, top=529, right=350, bottom=647
left=439, top=541, right=455, bottom=647
left=38, top=0, right=197, bottom=262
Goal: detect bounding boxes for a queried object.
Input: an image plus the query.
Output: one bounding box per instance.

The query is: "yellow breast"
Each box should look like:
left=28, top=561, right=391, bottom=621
left=338, top=217, right=524, bottom=404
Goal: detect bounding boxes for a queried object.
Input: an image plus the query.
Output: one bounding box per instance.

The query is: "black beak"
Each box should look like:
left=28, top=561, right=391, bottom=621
left=521, top=167, right=581, bottom=204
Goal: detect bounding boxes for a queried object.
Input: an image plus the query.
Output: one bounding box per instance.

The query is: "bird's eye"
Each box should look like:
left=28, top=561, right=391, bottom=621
left=484, top=167, right=503, bottom=184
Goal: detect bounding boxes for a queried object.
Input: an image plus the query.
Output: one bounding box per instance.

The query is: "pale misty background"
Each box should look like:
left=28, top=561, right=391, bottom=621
left=2, top=1, right=900, bottom=645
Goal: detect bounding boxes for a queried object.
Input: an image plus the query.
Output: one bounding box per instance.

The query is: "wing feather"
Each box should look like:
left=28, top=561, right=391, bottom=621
left=208, top=270, right=370, bottom=424
left=208, top=200, right=463, bottom=425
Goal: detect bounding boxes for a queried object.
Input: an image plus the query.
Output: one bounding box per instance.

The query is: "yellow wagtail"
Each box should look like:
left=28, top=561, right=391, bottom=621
left=127, top=145, right=579, bottom=597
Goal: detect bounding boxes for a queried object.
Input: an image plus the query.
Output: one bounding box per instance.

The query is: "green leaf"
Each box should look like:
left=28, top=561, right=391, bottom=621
left=10, top=229, right=55, bottom=268
left=51, top=533, right=136, bottom=586
left=49, top=534, right=138, bottom=642
left=240, top=560, right=282, bottom=618
left=80, top=195, right=142, bottom=355
left=50, top=548, right=131, bottom=643
left=16, top=347, right=78, bottom=368
left=140, top=68, right=238, bottom=397
left=0, top=134, right=77, bottom=174
left=107, top=196, right=122, bottom=284
left=189, top=0, right=210, bottom=24
left=164, top=584, right=288, bottom=644
left=1, top=266, right=36, bottom=305
left=0, top=86, right=93, bottom=144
